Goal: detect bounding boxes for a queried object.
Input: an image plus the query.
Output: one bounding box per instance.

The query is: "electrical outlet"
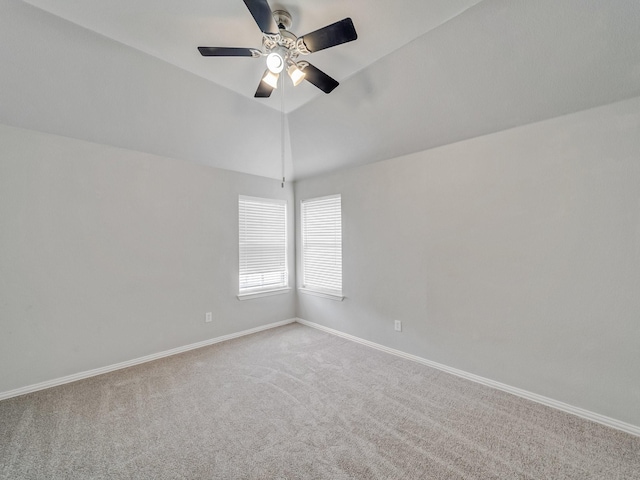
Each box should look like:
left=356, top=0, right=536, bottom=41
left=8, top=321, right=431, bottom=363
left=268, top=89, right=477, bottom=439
left=205, top=312, right=212, bottom=323
left=394, top=320, right=402, bottom=332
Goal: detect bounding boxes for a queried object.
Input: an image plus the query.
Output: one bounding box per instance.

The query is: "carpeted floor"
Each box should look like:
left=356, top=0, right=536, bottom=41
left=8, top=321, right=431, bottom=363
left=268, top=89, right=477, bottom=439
left=1, top=323, right=638, bottom=479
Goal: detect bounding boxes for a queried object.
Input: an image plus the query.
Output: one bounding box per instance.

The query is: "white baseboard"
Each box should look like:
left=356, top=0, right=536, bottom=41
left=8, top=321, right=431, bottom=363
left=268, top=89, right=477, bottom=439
left=0, top=318, right=296, bottom=402
left=295, top=318, right=640, bottom=438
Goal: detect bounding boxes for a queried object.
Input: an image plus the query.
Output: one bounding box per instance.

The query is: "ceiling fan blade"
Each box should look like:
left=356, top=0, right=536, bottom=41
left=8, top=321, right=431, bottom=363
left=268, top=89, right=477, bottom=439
left=301, top=63, right=339, bottom=94
left=298, top=18, right=357, bottom=53
left=243, top=0, right=279, bottom=35
left=198, top=47, right=258, bottom=57
left=254, top=70, right=275, bottom=98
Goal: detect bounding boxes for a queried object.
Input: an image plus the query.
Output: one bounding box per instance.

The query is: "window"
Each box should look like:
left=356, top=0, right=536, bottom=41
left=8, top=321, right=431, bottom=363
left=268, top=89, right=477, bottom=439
left=300, top=194, right=343, bottom=300
left=238, top=196, right=288, bottom=299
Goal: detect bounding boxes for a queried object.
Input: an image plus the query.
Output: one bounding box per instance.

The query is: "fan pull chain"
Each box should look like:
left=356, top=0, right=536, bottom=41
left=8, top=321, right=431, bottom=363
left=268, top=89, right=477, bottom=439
left=281, top=72, right=285, bottom=188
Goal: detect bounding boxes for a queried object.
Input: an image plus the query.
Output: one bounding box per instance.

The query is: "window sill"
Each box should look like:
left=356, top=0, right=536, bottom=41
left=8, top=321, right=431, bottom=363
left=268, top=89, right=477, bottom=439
left=299, top=288, right=344, bottom=301
left=237, top=287, right=291, bottom=301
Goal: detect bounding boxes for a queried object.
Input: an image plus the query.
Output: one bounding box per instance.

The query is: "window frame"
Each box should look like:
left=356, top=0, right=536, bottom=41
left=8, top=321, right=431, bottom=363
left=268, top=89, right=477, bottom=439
left=299, top=194, right=344, bottom=301
left=237, top=195, right=290, bottom=300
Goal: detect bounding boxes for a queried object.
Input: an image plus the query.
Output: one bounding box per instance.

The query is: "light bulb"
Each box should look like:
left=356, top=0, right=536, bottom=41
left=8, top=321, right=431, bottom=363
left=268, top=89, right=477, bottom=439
left=266, top=52, right=285, bottom=73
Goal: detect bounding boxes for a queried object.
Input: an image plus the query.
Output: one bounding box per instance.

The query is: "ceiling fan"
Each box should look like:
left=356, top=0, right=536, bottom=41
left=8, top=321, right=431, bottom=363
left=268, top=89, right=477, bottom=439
left=198, top=0, right=358, bottom=98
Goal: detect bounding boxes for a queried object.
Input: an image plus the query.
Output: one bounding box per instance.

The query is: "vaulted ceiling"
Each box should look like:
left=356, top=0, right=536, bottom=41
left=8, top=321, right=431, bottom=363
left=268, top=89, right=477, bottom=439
left=4, top=0, right=640, bottom=179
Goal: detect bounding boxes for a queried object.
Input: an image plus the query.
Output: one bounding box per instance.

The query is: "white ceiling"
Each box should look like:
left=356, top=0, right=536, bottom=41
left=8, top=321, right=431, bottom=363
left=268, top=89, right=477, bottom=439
left=21, top=0, right=482, bottom=112
left=6, top=0, right=640, bottom=180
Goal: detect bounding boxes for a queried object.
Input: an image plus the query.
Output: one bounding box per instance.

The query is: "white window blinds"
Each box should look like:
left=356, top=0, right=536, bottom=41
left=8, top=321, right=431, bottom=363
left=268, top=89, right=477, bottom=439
left=238, top=196, right=287, bottom=293
left=301, top=194, right=342, bottom=295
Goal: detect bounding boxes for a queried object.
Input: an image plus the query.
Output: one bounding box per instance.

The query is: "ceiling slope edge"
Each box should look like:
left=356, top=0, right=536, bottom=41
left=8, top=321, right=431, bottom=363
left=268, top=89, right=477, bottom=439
left=3, top=0, right=288, bottom=179
left=20, top=0, right=485, bottom=113
left=288, top=0, right=640, bottom=179
left=285, top=0, right=485, bottom=115
left=18, top=0, right=280, bottom=117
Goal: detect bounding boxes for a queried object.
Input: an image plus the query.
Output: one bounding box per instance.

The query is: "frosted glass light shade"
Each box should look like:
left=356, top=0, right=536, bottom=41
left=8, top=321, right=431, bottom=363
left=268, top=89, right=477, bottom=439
left=262, top=70, right=279, bottom=89
left=288, top=64, right=306, bottom=86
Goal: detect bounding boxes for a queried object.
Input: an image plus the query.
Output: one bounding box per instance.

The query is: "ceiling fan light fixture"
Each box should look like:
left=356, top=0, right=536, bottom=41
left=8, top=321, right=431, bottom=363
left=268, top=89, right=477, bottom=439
left=287, top=63, right=306, bottom=86
left=198, top=3, right=358, bottom=98
left=262, top=70, right=279, bottom=89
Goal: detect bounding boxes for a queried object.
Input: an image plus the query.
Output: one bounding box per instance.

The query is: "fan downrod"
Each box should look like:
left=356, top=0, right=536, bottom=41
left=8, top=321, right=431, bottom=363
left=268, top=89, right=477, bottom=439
left=272, top=10, right=292, bottom=30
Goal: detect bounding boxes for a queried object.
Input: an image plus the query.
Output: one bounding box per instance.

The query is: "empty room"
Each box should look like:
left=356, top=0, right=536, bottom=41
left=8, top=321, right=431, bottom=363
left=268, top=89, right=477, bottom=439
left=1, top=0, right=639, bottom=478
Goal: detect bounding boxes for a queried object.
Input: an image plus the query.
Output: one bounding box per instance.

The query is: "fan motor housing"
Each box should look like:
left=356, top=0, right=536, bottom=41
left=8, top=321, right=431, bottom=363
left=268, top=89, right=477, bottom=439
left=263, top=11, right=297, bottom=53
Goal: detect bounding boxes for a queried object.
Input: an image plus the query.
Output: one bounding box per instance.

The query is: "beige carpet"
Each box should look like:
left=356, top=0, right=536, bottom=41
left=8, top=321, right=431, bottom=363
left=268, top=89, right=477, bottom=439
left=1, top=323, right=638, bottom=479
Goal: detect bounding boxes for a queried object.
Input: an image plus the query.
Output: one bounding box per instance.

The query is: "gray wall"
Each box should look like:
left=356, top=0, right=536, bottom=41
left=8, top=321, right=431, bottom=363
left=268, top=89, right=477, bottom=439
left=0, top=0, right=297, bottom=395
left=295, top=96, right=640, bottom=427
left=0, top=124, right=295, bottom=393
